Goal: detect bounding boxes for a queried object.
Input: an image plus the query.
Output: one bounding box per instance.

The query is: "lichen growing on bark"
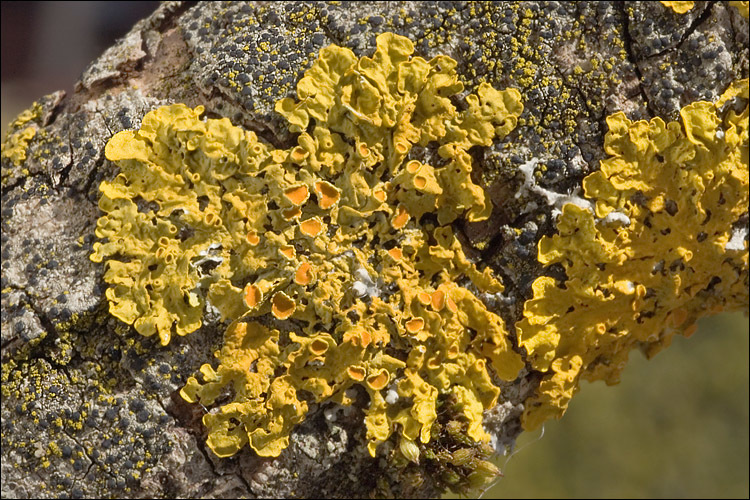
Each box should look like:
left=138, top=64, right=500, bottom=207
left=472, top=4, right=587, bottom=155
left=92, top=33, right=525, bottom=459
left=517, top=79, right=749, bottom=430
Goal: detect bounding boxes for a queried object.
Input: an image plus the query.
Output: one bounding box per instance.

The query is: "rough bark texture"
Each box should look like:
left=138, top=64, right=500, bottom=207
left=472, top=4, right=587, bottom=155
left=1, top=2, right=747, bottom=498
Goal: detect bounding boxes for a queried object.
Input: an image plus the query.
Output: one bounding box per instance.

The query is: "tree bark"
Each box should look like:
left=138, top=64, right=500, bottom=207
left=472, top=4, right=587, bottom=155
left=1, top=2, right=747, bottom=498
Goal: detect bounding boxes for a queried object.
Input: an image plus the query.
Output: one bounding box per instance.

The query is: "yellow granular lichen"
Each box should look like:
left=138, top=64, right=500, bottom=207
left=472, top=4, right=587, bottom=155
left=1, top=102, right=42, bottom=167
left=517, top=79, right=749, bottom=430
left=92, top=33, right=524, bottom=458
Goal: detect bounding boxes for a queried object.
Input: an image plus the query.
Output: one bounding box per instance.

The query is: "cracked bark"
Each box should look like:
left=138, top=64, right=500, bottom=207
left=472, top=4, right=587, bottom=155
left=1, top=2, right=747, bottom=499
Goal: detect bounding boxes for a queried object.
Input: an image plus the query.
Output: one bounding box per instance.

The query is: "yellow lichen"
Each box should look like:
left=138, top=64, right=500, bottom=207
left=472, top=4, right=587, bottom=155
left=2, top=102, right=42, bottom=167
left=1, top=126, right=36, bottom=167
left=660, top=1, right=695, bottom=14
left=517, top=79, right=749, bottom=430
left=91, top=103, right=260, bottom=345
left=95, top=33, right=525, bottom=458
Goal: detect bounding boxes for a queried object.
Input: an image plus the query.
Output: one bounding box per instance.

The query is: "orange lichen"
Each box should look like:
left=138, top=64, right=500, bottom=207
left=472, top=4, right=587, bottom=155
left=406, top=160, right=422, bottom=174
left=246, top=231, right=260, bottom=246
left=417, top=292, right=432, bottom=306
left=299, top=217, right=324, bottom=237
left=388, top=248, right=403, bottom=261
left=405, top=318, right=425, bottom=334
left=294, top=262, right=315, bottom=286
left=348, top=366, right=366, bottom=381
left=392, top=205, right=410, bottom=229
left=284, top=184, right=310, bottom=206
left=373, top=188, right=387, bottom=203
left=290, top=146, right=309, bottom=163
left=309, top=338, right=329, bottom=356
left=271, top=292, right=296, bottom=320
left=279, top=245, right=296, bottom=260
left=244, top=285, right=262, bottom=309
left=446, top=297, right=458, bottom=314
left=431, top=290, right=446, bottom=311
left=366, top=370, right=391, bottom=391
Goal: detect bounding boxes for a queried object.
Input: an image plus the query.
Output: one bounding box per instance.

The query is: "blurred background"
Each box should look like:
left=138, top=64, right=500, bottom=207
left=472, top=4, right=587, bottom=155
left=1, top=1, right=158, bottom=135
left=485, top=312, right=749, bottom=499
left=2, top=3, right=748, bottom=498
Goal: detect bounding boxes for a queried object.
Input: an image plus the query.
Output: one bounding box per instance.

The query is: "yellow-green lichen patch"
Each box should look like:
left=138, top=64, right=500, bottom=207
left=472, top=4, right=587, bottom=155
left=517, top=79, right=749, bottom=430
left=91, top=103, right=272, bottom=345
left=660, top=1, right=695, bottom=14
left=94, top=33, right=525, bottom=458
left=1, top=102, right=42, bottom=167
